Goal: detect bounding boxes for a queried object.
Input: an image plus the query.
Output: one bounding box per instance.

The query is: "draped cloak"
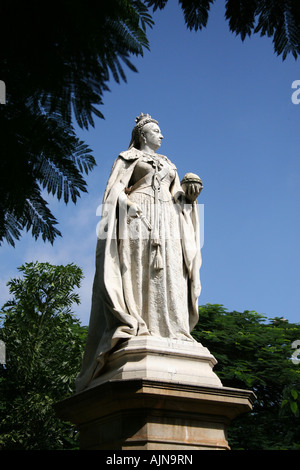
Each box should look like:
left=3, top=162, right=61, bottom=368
left=75, top=148, right=202, bottom=391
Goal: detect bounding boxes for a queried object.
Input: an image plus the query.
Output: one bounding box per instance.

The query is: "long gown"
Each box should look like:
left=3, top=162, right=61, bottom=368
left=75, top=147, right=201, bottom=391
left=120, top=152, right=193, bottom=340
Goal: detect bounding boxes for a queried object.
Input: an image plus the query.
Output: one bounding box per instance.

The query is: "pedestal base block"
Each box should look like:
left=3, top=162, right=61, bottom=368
left=90, top=336, right=223, bottom=388
left=55, top=338, right=255, bottom=450
left=55, top=378, right=255, bottom=450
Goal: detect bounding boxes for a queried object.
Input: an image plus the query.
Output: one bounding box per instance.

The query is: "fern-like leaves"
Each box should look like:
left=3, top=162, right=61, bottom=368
left=225, top=0, right=300, bottom=60
left=0, top=0, right=154, bottom=246
left=0, top=105, right=96, bottom=247
left=146, top=0, right=300, bottom=60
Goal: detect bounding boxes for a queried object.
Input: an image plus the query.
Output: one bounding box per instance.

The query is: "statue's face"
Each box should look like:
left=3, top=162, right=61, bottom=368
left=142, top=123, right=163, bottom=151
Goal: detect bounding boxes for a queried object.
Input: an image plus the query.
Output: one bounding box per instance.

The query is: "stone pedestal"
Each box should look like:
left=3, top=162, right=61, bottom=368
left=89, top=337, right=223, bottom=388
left=55, top=337, right=255, bottom=450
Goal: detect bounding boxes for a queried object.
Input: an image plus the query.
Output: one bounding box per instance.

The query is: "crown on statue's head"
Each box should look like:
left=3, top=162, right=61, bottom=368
left=134, top=113, right=158, bottom=131
left=135, top=112, right=151, bottom=124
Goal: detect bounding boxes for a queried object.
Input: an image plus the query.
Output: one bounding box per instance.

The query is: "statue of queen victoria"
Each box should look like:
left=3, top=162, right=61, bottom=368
left=75, top=113, right=203, bottom=391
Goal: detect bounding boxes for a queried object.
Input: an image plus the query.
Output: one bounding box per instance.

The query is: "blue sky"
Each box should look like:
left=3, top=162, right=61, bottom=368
left=1, top=1, right=300, bottom=326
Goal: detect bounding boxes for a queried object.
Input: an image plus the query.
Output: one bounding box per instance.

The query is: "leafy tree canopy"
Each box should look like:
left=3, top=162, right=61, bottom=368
left=146, top=0, right=300, bottom=60
left=0, top=0, right=153, bottom=247
left=0, top=262, right=88, bottom=449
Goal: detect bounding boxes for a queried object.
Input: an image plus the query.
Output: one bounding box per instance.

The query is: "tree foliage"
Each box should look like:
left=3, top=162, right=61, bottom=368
left=0, top=262, right=88, bottom=450
left=193, top=304, right=300, bottom=450
left=146, top=0, right=300, bottom=60
left=0, top=0, right=153, bottom=247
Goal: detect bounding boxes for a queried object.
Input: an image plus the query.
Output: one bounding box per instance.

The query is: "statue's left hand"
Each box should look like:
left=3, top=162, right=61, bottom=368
left=184, top=182, right=203, bottom=202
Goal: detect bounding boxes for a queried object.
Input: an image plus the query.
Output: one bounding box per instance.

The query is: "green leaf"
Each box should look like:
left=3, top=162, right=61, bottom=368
left=290, top=401, right=298, bottom=415
left=291, top=389, right=298, bottom=400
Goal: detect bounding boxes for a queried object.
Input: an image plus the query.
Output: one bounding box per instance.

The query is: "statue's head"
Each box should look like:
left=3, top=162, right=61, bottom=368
left=129, top=113, right=162, bottom=151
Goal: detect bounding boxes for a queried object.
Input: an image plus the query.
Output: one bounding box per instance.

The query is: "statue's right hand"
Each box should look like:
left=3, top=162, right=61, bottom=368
left=127, top=202, right=141, bottom=218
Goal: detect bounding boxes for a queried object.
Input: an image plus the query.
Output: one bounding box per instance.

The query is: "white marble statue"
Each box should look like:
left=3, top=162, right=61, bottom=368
left=75, top=113, right=203, bottom=391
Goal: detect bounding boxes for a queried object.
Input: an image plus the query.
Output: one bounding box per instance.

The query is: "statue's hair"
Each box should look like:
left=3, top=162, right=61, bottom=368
left=128, top=113, right=158, bottom=149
